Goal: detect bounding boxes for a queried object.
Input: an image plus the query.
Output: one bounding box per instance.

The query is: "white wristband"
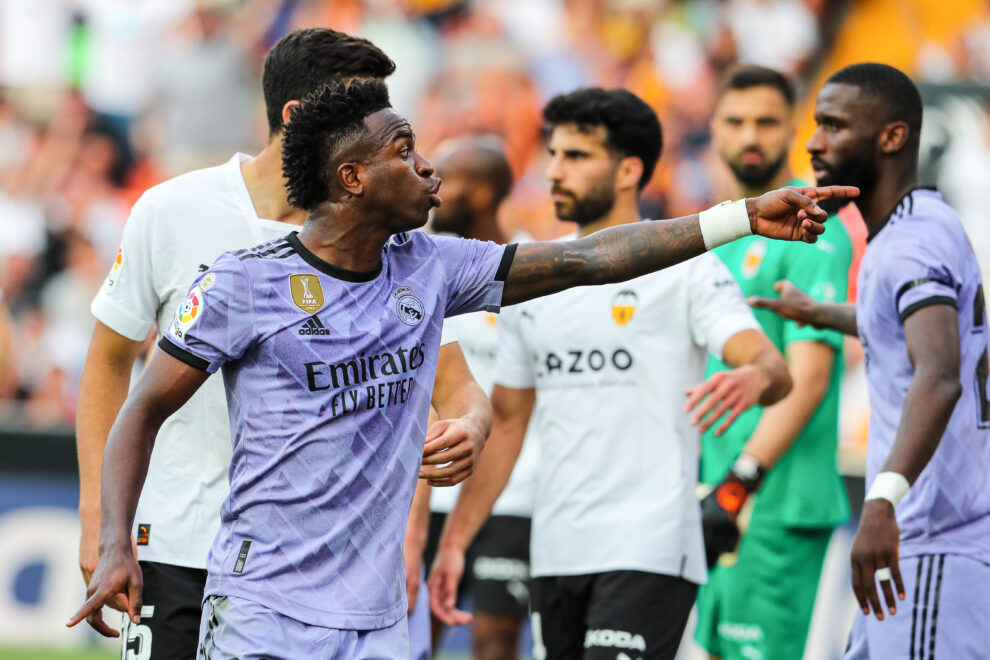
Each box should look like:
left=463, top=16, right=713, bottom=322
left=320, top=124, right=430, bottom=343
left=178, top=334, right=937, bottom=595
left=698, top=199, right=752, bottom=250
left=865, top=471, right=910, bottom=508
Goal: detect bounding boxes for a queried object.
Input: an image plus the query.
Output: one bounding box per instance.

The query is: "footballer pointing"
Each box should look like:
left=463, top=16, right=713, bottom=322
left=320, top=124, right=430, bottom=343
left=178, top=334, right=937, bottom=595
left=69, top=79, right=855, bottom=658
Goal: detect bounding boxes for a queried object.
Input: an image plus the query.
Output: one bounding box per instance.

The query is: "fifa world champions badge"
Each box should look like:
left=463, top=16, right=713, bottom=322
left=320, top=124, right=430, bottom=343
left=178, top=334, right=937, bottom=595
left=290, top=274, right=325, bottom=314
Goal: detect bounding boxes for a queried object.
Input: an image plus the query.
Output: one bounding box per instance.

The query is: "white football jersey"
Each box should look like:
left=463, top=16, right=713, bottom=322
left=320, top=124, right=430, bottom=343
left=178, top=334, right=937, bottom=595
left=495, top=240, right=760, bottom=583
left=91, top=154, right=304, bottom=568
left=430, top=307, right=540, bottom=517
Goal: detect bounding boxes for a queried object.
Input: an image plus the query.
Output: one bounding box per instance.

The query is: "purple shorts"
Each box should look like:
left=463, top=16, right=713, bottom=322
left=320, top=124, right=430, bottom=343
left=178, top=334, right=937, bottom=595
left=407, top=565, right=431, bottom=660
left=198, top=594, right=410, bottom=659
left=844, top=553, right=990, bottom=659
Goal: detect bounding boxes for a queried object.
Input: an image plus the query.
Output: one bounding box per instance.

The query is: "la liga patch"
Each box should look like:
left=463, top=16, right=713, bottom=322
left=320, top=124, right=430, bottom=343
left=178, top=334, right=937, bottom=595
left=106, top=247, right=124, bottom=291
left=168, top=286, right=205, bottom=342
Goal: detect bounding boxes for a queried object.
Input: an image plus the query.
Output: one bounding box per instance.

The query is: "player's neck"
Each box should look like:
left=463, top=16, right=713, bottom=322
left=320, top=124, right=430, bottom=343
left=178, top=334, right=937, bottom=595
left=297, top=209, right=391, bottom=273
left=739, top=166, right=794, bottom=199
left=464, top=212, right=506, bottom=244
left=576, top=195, right=642, bottom=238
left=240, top=137, right=309, bottom=226
left=860, top=165, right=920, bottom=233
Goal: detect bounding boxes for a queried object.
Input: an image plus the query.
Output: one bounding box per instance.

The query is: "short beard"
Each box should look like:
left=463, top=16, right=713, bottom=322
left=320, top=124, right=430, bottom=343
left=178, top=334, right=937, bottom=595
left=554, top=179, right=616, bottom=227
left=728, top=150, right=788, bottom=190
left=815, top=154, right=877, bottom=215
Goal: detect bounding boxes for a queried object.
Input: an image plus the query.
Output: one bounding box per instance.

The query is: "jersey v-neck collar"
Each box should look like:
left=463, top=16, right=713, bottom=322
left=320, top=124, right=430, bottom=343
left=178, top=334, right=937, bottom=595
left=285, top=232, right=383, bottom=282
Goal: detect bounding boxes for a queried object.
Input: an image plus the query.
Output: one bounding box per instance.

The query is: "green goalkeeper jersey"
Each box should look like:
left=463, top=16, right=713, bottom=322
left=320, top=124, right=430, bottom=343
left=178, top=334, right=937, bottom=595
left=700, top=192, right=852, bottom=530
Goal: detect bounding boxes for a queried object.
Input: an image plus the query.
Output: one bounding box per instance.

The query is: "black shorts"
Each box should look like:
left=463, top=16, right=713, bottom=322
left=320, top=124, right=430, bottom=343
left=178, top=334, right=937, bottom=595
left=423, top=512, right=531, bottom=619
left=119, top=560, right=207, bottom=660
left=530, top=570, right=697, bottom=660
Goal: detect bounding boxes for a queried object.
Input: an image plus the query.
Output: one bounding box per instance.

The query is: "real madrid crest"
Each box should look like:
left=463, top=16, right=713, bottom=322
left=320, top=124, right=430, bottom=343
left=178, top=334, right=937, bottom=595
left=393, top=286, right=425, bottom=326
left=611, top=289, right=638, bottom=326
left=290, top=274, right=325, bottom=314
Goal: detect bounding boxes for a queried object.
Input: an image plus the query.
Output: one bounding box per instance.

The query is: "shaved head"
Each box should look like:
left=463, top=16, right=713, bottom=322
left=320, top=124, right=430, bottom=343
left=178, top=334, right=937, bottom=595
left=431, top=135, right=514, bottom=236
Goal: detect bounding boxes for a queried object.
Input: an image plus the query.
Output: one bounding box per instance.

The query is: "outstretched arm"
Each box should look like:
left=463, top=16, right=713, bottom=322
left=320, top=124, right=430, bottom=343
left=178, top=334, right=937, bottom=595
left=67, top=349, right=209, bottom=636
left=749, top=281, right=859, bottom=336
left=501, top=186, right=858, bottom=306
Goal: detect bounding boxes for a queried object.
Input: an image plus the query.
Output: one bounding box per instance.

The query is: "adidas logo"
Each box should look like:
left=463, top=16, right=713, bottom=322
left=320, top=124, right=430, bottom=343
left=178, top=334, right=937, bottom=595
left=299, top=316, right=331, bottom=336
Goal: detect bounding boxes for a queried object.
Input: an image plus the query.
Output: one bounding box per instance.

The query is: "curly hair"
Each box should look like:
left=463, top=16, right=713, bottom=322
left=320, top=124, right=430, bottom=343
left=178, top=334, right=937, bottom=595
left=262, top=28, right=395, bottom=136
left=281, top=79, right=392, bottom=211
left=542, top=88, right=662, bottom=190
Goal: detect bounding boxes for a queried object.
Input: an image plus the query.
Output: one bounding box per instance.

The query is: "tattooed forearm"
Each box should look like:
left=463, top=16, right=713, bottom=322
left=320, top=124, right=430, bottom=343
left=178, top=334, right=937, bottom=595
left=501, top=216, right=705, bottom=306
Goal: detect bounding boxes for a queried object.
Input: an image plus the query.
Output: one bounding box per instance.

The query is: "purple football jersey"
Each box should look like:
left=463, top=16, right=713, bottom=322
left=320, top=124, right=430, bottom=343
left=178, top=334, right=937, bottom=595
left=857, top=188, right=990, bottom=563
left=159, top=230, right=512, bottom=629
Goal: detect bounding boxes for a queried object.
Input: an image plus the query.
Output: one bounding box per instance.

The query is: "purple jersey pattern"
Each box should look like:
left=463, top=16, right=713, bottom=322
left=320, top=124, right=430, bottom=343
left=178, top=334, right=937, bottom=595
left=160, top=230, right=509, bottom=629
left=857, top=189, right=990, bottom=563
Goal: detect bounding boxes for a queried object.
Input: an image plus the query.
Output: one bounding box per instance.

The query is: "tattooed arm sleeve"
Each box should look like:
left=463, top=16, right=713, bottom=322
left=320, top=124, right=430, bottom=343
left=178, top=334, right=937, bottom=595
left=501, top=216, right=704, bottom=306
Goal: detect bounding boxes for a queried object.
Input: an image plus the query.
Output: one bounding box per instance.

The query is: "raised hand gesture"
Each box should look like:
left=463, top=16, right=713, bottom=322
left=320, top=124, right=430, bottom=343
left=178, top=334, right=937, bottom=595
left=747, top=186, right=859, bottom=243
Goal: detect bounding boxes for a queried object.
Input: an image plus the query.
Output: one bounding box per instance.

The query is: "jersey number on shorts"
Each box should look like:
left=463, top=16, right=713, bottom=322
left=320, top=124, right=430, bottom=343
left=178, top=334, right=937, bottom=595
left=121, top=607, right=153, bottom=660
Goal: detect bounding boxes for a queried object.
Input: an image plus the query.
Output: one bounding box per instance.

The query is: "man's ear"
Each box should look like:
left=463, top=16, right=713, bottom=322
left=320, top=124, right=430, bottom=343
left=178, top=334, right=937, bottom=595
left=615, top=156, right=644, bottom=193
left=879, top=120, right=910, bottom=155
left=336, top=162, right=365, bottom=196
left=282, top=100, right=301, bottom=126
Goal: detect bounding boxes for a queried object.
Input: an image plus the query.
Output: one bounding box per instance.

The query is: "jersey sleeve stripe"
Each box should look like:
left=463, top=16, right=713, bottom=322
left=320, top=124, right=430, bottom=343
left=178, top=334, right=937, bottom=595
left=495, top=244, right=518, bottom=282
left=158, top=336, right=211, bottom=371
left=895, top=276, right=954, bottom=308
left=899, top=295, right=958, bottom=323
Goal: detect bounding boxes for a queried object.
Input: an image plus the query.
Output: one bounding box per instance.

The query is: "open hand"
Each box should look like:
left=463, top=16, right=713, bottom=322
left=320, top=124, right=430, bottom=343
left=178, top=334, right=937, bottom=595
left=850, top=500, right=905, bottom=620
left=685, top=365, right=769, bottom=435
left=428, top=546, right=472, bottom=626
left=420, top=417, right=486, bottom=486
left=748, top=186, right=859, bottom=243
left=748, top=281, right=822, bottom=327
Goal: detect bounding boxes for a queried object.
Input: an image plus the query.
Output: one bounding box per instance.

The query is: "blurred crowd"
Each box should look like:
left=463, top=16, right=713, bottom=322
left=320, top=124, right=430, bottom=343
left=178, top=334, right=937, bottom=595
left=0, top=0, right=988, bottom=430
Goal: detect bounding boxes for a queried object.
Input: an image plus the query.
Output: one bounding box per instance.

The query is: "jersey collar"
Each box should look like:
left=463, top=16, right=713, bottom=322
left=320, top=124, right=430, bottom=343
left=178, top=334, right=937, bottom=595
left=285, top=232, right=383, bottom=282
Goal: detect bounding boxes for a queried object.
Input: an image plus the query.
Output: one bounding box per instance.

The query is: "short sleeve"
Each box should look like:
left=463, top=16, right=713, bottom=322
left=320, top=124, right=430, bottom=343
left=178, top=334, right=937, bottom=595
left=90, top=194, right=160, bottom=341
left=781, top=237, right=849, bottom=350
left=688, top=254, right=762, bottom=360
left=430, top=235, right=515, bottom=317
left=886, top=243, right=959, bottom=324
left=158, top=254, right=256, bottom=373
left=493, top=306, right=535, bottom=389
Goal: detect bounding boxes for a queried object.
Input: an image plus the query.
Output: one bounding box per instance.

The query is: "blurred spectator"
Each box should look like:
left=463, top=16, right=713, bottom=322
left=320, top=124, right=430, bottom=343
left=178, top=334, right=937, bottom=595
left=150, top=0, right=265, bottom=175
